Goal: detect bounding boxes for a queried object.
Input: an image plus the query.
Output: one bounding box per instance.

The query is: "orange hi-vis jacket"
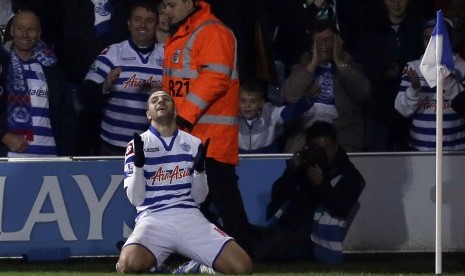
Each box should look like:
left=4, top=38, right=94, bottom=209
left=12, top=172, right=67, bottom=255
left=162, top=1, right=239, bottom=165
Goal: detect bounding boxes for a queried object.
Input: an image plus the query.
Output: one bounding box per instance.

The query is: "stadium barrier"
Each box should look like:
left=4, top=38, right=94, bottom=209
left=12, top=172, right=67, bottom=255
left=1, top=152, right=465, bottom=257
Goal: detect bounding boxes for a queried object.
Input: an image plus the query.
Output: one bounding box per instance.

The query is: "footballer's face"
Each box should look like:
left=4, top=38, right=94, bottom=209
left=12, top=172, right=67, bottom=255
left=146, top=91, right=175, bottom=121
left=128, top=7, right=157, bottom=47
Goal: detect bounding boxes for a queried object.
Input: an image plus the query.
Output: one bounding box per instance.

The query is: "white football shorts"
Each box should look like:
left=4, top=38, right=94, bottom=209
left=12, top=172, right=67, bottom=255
left=123, top=209, right=233, bottom=267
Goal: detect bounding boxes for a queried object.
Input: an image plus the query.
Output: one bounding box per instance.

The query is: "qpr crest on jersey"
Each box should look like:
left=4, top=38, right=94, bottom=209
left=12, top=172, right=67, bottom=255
left=180, top=142, right=190, bottom=152
left=156, top=56, right=163, bottom=67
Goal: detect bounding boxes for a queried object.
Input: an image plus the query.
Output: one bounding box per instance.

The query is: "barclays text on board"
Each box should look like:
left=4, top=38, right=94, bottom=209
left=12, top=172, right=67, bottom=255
left=2, top=154, right=465, bottom=257
left=0, top=160, right=135, bottom=257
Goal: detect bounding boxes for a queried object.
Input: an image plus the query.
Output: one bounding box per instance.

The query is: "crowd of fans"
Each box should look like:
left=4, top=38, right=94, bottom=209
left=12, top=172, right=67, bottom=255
left=1, top=0, right=465, bottom=157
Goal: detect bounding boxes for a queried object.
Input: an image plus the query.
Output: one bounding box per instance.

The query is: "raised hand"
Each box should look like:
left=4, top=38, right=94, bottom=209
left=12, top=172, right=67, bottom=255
left=306, top=38, right=320, bottom=73
left=133, top=132, right=145, bottom=168
left=332, top=34, right=346, bottom=66
left=193, top=138, right=210, bottom=172
left=102, top=67, right=122, bottom=93
left=3, top=133, right=28, bottom=153
left=406, top=67, right=421, bottom=91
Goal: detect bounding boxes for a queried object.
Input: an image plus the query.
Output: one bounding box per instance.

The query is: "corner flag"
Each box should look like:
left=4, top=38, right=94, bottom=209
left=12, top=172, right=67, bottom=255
left=418, top=10, right=455, bottom=275
left=419, top=10, right=454, bottom=88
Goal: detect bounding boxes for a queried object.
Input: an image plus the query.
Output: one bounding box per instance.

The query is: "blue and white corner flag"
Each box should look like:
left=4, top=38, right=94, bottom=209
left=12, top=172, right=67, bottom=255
left=419, top=10, right=454, bottom=88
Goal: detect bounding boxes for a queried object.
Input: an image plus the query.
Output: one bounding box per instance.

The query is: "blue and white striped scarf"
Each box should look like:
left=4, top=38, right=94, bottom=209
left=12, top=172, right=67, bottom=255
left=7, top=41, right=57, bottom=140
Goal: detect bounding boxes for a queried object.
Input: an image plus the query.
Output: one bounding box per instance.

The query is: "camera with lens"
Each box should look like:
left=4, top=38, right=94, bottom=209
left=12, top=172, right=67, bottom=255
left=292, top=144, right=328, bottom=169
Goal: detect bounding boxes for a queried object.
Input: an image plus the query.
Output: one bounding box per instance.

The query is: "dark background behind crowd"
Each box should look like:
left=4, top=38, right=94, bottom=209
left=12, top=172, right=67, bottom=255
left=2, top=0, right=441, bottom=84
left=1, top=0, right=464, bottom=155
left=0, top=0, right=447, bottom=82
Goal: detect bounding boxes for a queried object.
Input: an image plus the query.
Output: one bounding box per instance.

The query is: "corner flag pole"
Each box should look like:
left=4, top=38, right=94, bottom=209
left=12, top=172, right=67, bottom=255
left=419, top=10, right=454, bottom=274
left=435, top=28, right=443, bottom=275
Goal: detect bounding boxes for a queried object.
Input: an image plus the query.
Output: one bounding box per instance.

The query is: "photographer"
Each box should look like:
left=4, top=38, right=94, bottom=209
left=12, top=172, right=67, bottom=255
left=266, top=121, right=365, bottom=263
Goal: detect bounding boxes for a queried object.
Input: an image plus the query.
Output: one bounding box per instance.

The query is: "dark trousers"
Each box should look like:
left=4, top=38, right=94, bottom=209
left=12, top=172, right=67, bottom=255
left=201, top=159, right=253, bottom=244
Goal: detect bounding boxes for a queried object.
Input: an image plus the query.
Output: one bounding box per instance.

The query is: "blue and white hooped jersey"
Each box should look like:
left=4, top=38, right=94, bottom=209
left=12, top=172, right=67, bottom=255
left=124, top=126, right=201, bottom=217
left=395, top=55, right=465, bottom=151
left=8, top=60, right=56, bottom=157
left=85, top=40, right=164, bottom=147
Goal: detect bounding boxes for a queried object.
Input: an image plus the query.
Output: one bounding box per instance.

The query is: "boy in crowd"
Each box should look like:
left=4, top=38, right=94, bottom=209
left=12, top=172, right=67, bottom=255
left=239, top=78, right=318, bottom=153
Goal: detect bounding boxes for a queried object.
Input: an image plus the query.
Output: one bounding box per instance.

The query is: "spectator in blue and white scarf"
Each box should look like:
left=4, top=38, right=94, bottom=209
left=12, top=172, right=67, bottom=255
left=0, top=10, right=76, bottom=157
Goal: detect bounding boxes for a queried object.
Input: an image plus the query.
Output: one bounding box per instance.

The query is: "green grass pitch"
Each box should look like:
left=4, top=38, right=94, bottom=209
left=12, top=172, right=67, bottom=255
left=0, top=252, right=464, bottom=275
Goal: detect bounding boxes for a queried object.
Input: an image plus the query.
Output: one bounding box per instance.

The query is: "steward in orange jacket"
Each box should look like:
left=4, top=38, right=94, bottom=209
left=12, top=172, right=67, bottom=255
left=162, top=0, right=239, bottom=165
